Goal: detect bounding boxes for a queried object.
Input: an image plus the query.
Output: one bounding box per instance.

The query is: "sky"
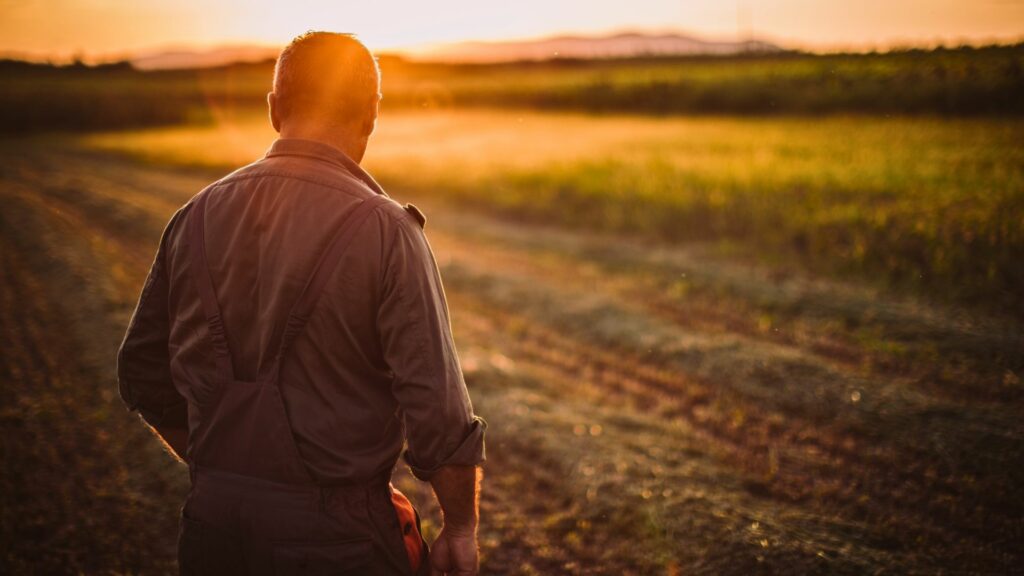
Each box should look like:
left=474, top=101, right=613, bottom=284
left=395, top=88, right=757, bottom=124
left=2, top=0, right=1022, bottom=61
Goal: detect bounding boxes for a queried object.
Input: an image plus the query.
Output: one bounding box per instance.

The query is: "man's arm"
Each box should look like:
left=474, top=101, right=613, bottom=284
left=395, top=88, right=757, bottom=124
left=117, top=210, right=189, bottom=461
left=376, top=208, right=486, bottom=572
left=428, top=465, right=481, bottom=576
left=430, top=465, right=481, bottom=534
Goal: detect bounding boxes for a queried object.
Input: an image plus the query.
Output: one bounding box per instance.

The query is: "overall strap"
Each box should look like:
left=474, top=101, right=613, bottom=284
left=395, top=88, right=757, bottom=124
left=189, top=192, right=235, bottom=382
left=268, top=194, right=392, bottom=381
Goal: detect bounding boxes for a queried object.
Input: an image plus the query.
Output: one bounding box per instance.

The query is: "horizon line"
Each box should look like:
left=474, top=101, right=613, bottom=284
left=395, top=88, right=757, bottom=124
left=3, top=27, right=1022, bottom=66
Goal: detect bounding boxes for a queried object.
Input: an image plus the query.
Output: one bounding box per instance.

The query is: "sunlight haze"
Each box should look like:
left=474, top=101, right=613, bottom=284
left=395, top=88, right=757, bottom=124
left=2, top=0, right=1022, bottom=61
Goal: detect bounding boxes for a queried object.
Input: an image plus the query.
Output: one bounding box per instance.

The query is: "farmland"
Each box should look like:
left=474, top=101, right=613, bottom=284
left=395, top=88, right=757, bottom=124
left=2, top=44, right=1023, bottom=575
left=84, top=110, right=1024, bottom=316
left=2, top=44, right=1023, bottom=132
left=2, top=107, right=1023, bottom=573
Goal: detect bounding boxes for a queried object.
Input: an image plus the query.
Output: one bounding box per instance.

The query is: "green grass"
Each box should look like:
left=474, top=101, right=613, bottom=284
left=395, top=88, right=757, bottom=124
left=419, top=117, right=1024, bottom=314
left=382, top=45, right=1024, bottom=115
left=82, top=109, right=1024, bottom=316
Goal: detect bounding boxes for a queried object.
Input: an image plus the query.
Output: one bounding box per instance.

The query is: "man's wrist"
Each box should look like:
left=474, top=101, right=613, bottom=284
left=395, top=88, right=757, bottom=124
left=443, top=521, right=478, bottom=538
left=429, top=464, right=481, bottom=539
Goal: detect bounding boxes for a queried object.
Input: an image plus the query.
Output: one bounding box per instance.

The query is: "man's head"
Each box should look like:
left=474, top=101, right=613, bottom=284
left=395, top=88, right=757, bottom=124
left=268, top=32, right=381, bottom=156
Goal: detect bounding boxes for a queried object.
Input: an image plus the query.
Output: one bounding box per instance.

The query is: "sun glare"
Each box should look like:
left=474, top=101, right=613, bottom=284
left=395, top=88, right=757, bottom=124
left=1, top=0, right=1021, bottom=59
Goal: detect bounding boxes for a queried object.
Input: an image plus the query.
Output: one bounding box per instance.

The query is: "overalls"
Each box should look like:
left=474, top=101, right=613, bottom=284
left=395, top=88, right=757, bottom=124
left=177, top=187, right=428, bottom=575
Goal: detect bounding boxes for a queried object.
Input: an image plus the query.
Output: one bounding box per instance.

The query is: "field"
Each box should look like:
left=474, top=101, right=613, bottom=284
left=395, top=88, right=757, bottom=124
left=2, top=103, right=1023, bottom=574
left=3, top=44, right=1023, bottom=132
left=84, top=110, right=1024, bottom=315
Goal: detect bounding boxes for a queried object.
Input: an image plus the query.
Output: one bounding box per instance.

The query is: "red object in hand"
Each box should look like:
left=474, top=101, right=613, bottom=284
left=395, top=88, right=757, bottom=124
left=390, top=484, right=424, bottom=573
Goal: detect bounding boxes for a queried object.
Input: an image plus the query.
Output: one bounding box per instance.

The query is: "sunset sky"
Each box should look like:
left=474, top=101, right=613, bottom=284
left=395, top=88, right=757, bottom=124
left=2, top=0, right=1022, bottom=60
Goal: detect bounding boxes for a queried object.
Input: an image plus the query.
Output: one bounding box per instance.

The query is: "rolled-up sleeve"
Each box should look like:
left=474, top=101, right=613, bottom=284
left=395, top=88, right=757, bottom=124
left=117, top=211, right=187, bottom=429
left=377, top=211, right=486, bottom=481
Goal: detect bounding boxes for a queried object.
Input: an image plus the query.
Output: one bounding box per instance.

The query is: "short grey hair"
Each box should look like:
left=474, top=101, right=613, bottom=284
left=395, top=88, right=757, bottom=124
left=273, top=31, right=381, bottom=125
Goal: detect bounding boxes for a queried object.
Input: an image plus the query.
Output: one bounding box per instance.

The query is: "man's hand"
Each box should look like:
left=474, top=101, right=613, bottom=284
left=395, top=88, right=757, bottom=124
left=429, top=526, right=478, bottom=576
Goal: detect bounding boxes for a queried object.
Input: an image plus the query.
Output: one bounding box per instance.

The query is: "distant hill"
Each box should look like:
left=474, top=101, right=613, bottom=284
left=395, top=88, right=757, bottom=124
left=409, top=32, right=782, bottom=63
left=128, top=32, right=781, bottom=70
left=131, top=45, right=278, bottom=71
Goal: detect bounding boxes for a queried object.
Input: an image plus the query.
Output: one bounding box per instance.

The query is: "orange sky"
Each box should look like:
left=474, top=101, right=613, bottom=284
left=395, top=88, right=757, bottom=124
left=2, top=0, right=1022, bottom=60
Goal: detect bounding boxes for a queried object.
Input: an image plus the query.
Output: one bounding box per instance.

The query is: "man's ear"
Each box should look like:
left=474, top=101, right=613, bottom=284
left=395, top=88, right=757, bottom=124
left=362, top=95, right=380, bottom=137
left=267, top=92, right=281, bottom=133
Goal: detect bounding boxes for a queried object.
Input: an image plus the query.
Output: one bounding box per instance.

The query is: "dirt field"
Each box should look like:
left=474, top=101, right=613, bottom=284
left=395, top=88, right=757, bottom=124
left=1, top=138, right=1022, bottom=574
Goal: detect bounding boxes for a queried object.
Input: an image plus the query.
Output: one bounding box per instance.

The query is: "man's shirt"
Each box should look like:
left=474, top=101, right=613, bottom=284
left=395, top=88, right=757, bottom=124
left=117, top=138, right=485, bottom=483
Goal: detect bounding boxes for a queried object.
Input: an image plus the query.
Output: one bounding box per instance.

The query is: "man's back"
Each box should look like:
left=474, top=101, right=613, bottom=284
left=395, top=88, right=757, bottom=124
left=120, top=138, right=484, bottom=485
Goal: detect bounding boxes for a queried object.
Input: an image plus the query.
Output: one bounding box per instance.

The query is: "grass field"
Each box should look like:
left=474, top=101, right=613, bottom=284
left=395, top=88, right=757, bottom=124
left=84, top=109, right=1024, bottom=315
left=3, top=44, right=1022, bottom=132
left=380, top=45, right=1024, bottom=115
left=2, top=104, right=1023, bottom=573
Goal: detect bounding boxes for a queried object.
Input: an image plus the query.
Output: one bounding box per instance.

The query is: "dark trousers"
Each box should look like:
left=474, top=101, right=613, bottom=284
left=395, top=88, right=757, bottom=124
left=178, top=468, right=424, bottom=576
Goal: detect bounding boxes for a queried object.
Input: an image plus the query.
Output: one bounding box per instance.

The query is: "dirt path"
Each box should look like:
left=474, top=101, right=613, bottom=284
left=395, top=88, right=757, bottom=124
left=1, top=141, right=1021, bottom=574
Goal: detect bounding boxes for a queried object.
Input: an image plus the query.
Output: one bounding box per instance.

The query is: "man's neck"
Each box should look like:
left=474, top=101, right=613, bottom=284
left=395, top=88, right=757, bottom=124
left=278, top=125, right=368, bottom=164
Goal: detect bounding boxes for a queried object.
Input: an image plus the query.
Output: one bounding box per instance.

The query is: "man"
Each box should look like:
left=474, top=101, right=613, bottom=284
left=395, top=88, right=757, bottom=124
left=117, top=32, right=485, bottom=576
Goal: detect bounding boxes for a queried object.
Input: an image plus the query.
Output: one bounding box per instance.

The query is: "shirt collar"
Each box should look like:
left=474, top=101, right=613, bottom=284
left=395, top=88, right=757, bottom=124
left=265, top=138, right=387, bottom=196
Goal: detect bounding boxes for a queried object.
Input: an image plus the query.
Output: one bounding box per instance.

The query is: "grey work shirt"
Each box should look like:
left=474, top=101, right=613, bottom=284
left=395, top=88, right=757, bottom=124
left=117, top=138, right=486, bottom=483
